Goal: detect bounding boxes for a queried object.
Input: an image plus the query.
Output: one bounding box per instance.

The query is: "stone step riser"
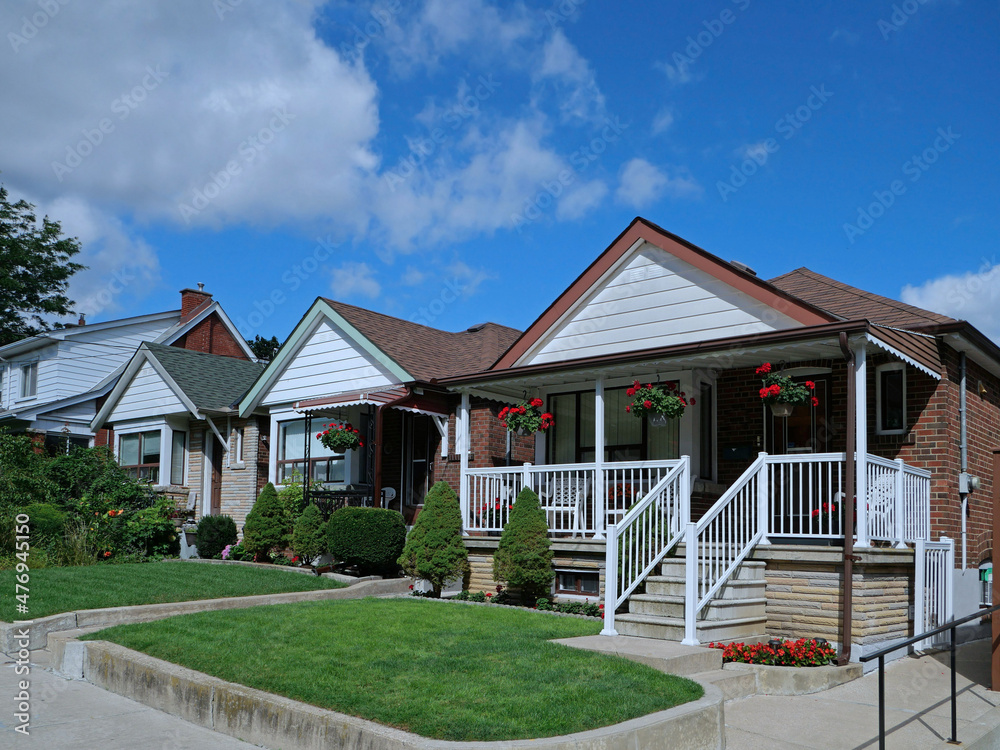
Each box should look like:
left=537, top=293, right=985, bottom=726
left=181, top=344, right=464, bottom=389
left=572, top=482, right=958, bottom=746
left=659, top=560, right=766, bottom=581
left=645, top=577, right=765, bottom=600
left=629, top=597, right=766, bottom=620
left=616, top=617, right=766, bottom=643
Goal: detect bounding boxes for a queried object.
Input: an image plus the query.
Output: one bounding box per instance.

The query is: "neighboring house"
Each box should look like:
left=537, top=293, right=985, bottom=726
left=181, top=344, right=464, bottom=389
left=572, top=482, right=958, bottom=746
left=91, top=343, right=264, bottom=520
left=0, top=286, right=254, bottom=451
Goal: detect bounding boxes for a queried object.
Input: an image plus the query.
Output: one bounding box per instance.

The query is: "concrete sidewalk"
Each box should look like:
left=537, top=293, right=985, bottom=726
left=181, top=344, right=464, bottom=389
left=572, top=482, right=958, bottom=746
left=724, top=640, right=1000, bottom=749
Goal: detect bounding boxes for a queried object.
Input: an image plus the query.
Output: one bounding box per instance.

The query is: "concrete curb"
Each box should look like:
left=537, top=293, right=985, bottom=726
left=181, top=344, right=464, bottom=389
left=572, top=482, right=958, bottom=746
left=0, top=577, right=411, bottom=653
left=945, top=702, right=1000, bottom=750
left=722, top=661, right=862, bottom=695
left=52, top=638, right=726, bottom=750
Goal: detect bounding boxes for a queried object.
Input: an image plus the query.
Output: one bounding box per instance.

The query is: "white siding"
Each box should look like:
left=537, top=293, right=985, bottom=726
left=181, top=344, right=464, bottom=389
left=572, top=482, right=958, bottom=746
left=44, top=399, right=97, bottom=422
left=523, top=243, right=804, bottom=365
left=109, top=361, right=188, bottom=423
left=261, top=318, right=396, bottom=406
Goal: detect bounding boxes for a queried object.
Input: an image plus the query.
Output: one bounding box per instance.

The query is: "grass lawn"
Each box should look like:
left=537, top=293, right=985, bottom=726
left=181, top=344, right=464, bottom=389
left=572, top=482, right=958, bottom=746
left=0, top=562, right=345, bottom=621
left=86, top=598, right=703, bottom=742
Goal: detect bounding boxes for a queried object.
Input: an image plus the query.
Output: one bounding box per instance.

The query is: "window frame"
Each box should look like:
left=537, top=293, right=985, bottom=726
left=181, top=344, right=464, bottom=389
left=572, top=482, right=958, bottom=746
left=554, top=569, right=601, bottom=597
left=875, top=362, right=907, bottom=435
left=18, top=362, right=37, bottom=399
left=169, top=429, right=187, bottom=485
left=118, top=429, right=162, bottom=483
left=276, top=419, right=347, bottom=486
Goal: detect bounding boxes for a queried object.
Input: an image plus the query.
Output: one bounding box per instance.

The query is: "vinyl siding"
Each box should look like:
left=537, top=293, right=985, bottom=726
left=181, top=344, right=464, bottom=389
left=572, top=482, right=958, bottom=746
left=109, top=361, right=188, bottom=423
left=525, top=243, right=804, bottom=365
left=261, top=318, right=397, bottom=406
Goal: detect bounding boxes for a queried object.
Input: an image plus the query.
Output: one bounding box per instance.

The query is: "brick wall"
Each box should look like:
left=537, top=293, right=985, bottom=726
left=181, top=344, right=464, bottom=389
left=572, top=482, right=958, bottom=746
left=172, top=312, right=250, bottom=360
left=185, top=417, right=264, bottom=532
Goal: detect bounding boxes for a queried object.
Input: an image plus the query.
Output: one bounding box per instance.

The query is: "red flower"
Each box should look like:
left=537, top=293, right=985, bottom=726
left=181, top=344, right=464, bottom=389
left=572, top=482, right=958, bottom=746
left=541, top=412, right=553, bottom=420
left=499, top=407, right=509, bottom=418
left=756, top=363, right=772, bottom=375
left=625, top=405, right=631, bottom=412
left=759, top=387, right=770, bottom=399
left=633, top=380, right=640, bottom=388
left=811, top=396, right=819, bottom=407
left=315, top=433, right=322, bottom=439
left=690, top=397, right=696, bottom=405
left=626, top=388, right=635, bottom=397
left=805, top=380, right=816, bottom=390
left=666, top=382, right=676, bottom=391
left=486, top=592, right=493, bottom=598
left=643, top=400, right=652, bottom=409
left=530, top=397, right=543, bottom=408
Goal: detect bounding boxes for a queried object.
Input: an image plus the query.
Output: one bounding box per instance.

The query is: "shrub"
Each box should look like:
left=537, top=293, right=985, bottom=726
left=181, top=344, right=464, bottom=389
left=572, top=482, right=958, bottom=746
left=23, top=503, right=68, bottom=545
left=326, top=507, right=406, bottom=576
left=493, top=487, right=553, bottom=603
left=124, top=502, right=179, bottom=557
left=292, top=504, right=326, bottom=563
left=243, top=483, right=288, bottom=560
left=468, top=590, right=487, bottom=603
left=277, top=482, right=307, bottom=539
left=397, top=481, right=468, bottom=597
left=195, top=515, right=238, bottom=559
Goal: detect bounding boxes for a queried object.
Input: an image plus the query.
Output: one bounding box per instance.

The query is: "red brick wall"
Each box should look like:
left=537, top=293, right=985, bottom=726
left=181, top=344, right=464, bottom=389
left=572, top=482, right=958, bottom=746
left=181, top=289, right=212, bottom=316
left=173, top=313, right=250, bottom=360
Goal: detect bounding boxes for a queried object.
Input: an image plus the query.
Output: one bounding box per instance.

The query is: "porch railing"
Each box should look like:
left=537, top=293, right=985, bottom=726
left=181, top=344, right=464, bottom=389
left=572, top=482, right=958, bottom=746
left=464, top=459, right=682, bottom=537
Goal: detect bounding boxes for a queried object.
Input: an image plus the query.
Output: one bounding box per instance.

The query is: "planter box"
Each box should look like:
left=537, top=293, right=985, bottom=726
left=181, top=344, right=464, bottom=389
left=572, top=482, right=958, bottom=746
left=723, top=661, right=861, bottom=695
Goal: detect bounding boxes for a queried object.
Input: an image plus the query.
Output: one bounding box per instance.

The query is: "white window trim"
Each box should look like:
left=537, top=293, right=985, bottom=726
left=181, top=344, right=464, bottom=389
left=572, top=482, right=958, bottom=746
left=230, top=425, right=247, bottom=470
left=115, top=420, right=172, bottom=487
left=169, top=427, right=189, bottom=486
left=552, top=568, right=601, bottom=599
left=875, top=362, right=907, bottom=435
left=17, top=361, right=38, bottom=401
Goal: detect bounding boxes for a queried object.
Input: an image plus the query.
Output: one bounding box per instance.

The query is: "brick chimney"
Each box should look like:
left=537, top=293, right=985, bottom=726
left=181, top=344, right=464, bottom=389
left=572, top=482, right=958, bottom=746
left=180, top=283, right=212, bottom=320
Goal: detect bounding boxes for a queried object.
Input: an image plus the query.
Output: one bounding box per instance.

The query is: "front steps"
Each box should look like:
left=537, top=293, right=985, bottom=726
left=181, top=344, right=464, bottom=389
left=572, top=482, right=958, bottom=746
left=614, top=558, right=768, bottom=644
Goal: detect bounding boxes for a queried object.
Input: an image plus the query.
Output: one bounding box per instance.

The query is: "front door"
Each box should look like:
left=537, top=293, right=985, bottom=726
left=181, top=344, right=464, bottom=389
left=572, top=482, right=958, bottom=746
left=209, top=434, right=224, bottom=515
left=402, top=413, right=436, bottom=509
left=767, top=376, right=831, bottom=455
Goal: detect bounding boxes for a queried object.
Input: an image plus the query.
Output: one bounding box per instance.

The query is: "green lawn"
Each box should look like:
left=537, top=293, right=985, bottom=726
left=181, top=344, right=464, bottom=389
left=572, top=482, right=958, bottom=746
left=86, top=598, right=703, bottom=742
left=0, top=562, right=345, bottom=621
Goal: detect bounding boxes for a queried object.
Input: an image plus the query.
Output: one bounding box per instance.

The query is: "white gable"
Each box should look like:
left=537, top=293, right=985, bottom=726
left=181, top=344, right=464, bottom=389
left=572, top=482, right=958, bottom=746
left=521, top=242, right=804, bottom=365
left=261, top=317, right=397, bottom=407
left=109, top=361, right=187, bottom=423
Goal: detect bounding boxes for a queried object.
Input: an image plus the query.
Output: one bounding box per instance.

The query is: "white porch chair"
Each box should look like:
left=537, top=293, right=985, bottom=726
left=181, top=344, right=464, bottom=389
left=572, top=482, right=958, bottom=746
left=540, top=477, right=588, bottom=536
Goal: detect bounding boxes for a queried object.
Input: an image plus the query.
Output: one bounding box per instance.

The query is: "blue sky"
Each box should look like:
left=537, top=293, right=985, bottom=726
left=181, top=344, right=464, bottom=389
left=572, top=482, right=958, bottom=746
left=3, top=0, right=998, bottom=344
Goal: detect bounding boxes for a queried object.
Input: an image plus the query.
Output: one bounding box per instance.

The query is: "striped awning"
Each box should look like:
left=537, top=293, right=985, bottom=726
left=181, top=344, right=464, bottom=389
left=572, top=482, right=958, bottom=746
left=293, top=387, right=409, bottom=413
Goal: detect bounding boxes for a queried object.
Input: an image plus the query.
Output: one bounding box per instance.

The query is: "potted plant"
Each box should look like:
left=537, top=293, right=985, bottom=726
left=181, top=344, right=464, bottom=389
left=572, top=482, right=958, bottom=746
left=317, top=422, right=364, bottom=452
left=498, top=398, right=554, bottom=436
left=625, top=380, right=689, bottom=427
left=756, top=363, right=818, bottom=417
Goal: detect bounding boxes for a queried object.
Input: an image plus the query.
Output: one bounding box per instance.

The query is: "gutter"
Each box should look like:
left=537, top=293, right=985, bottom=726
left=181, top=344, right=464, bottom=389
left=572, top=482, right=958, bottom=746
left=960, top=352, right=968, bottom=570
left=838, top=332, right=856, bottom=666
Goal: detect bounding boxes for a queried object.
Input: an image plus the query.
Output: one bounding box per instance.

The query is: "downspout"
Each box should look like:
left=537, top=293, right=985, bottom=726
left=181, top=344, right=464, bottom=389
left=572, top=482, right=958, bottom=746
left=960, top=352, right=968, bottom=570
left=838, top=332, right=856, bottom=666
left=373, top=387, right=412, bottom=508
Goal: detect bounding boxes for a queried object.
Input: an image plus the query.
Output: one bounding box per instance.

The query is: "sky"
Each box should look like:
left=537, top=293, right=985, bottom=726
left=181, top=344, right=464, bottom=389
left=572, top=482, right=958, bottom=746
left=2, top=0, right=998, bottom=346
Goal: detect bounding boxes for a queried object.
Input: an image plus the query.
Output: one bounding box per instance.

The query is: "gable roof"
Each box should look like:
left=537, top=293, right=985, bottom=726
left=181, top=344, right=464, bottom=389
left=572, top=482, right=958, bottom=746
left=0, top=310, right=182, bottom=357
left=768, top=267, right=958, bottom=330
left=491, top=217, right=836, bottom=370
left=324, top=300, right=521, bottom=381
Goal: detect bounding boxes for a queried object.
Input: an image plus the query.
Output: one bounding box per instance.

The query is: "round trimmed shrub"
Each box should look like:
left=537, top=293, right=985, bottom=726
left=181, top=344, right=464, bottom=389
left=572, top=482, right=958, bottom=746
left=397, top=481, right=468, bottom=597
left=195, top=514, right=238, bottom=559
left=242, top=483, right=288, bottom=560
left=24, top=503, right=67, bottom=544
left=493, top=487, right=553, bottom=603
left=292, top=504, right=326, bottom=563
left=326, top=507, right=406, bottom=576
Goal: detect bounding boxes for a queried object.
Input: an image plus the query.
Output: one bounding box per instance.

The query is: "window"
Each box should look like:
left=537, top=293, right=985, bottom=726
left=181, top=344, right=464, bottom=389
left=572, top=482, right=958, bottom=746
left=277, top=420, right=346, bottom=484
left=19, top=362, right=37, bottom=399
left=231, top=426, right=245, bottom=465
left=170, top=430, right=186, bottom=485
left=555, top=570, right=600, bottom=596
left=876, top=363, right=906, bottom=434
left=119, top=430, right=161, bottom=482
left=44, top=433, right=89, bottom=456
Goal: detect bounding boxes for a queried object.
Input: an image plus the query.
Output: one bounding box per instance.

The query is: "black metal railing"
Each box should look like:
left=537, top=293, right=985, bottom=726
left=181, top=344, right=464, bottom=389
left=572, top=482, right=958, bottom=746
left=860, top=601, right=1000, bottom=748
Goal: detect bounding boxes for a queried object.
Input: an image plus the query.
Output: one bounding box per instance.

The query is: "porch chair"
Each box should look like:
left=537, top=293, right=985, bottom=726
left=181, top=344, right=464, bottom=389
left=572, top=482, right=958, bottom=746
left=540, top=477, right=588, bottom=537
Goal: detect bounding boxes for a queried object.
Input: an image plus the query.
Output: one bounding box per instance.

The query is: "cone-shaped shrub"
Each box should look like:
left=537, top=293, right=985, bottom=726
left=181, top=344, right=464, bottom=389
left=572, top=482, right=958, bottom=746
left=493, top=487, right=553, bottom=602
left=195, top=514, right=237, bottom=559
left=292, top=504, right=326, bottom=563
left=242, top=483, right=287, bottom=560
left=397, top=481, right=468, bottom=597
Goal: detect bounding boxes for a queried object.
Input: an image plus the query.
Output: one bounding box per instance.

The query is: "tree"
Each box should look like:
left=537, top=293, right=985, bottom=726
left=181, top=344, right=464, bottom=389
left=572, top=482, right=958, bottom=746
left=246, top=334, right=280, bottom=361
left=397, top=481, right=469, bottom=597
left=242, top=482, right=288, bottom=560
left=0, top=183, right=85, bottom=346
left=292, top=504, right=326, bottom=563
left=493, top=487, right=553, bottom=603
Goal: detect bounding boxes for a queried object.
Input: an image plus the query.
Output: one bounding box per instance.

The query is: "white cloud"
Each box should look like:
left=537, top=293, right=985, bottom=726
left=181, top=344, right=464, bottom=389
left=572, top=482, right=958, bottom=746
left=615, top=158, right=702, bottom=208
left=901, top=260, right=1000, bottom=344
left=654, top=57, right=698, bottom=86
left=557, top=180, right=608, bottom=220
left=533, top=29, right=606, bottom=122
left=331, top=262, right=381, bottom=299
left=447, top=259, right=493, bottom=297
left=651, top=108, right=675, bottom=135
left=829, top=27, right=861, bottom=45
left=401, top=266, right=428, bottom=286
left=738, top=141, right=772, bottom=166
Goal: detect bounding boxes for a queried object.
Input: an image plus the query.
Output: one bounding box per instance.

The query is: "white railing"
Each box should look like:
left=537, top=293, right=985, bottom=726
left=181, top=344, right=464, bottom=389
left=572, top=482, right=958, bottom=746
left=601, top=457, right=689, bottom=636
left=766, top=452, right=846, bottom=538
left=464, top=460, right=681, bottom=537
left=682, top=453, right=767, bottom=644
left=914, top=537, right=954, bottom=650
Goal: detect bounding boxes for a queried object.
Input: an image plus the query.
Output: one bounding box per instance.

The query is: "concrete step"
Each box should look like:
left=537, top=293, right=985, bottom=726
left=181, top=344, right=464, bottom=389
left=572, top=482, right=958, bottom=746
left=552, top=634, right=723, bottom=677
left=645, top=575, right=765, bottom=600
left=690, top=667, right=757, bottom=702
left=614, top=612, right=767, bottom=643
left=659, top=558, right=766, bottom=581
left=629, top=594, right=766, bottom=621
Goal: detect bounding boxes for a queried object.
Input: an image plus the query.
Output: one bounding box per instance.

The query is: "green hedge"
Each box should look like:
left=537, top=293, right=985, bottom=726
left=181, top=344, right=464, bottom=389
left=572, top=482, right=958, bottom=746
left=196, top=515, right=238, bottom=559
left=326, top=507, right=406, bottom=576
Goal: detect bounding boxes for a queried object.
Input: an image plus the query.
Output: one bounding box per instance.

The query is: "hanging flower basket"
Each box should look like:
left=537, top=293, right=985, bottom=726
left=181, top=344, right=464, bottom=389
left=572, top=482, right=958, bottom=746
left=756, top=363, right=818, bottom=416
left=625, top=380, right=689, bottom=422
left=498, top=398, right=554, bottom=435
left=317, top=422, right=364, bottom=452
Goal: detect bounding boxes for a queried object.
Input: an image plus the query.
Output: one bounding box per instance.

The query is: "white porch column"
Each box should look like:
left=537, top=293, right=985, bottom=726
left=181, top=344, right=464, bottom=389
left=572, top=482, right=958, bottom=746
left=854, top=341, right=869, bottom=547
left=593, top=377, right=606, bottom=539
left=459, top=392, right=471, bottom=530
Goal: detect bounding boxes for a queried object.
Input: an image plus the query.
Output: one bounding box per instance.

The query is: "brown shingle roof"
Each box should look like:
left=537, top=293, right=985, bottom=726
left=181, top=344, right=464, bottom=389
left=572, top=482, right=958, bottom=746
left=323, top=299, right=521, bottom=381
left=768, top=267, right=957, bottom=330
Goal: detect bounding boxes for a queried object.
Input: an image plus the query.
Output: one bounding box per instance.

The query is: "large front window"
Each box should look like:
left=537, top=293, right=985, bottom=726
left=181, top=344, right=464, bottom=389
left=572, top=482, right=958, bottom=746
left=546, top=386, right=680, bottom=464
left=119, top=430, right=161, bottom=482
left=277, top=419, right=346, bottom=484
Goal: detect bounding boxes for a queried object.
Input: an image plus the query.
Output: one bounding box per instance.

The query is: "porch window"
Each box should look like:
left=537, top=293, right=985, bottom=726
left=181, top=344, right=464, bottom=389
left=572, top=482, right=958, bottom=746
left=555, top=570, right=600, bottom=596
left=876, top=363, right=906, bottom=435
left=546, top=386, right=679, bottom=464
left=119, top=430, right=161, bottom=482
left=169, top=430, right=186, bottom=485
left=277, top=419, right=346, bottom=485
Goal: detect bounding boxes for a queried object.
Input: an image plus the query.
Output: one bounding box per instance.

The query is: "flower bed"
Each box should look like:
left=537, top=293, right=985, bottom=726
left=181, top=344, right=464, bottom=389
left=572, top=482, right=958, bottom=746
left=708, top=638, right=836, bottom=667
